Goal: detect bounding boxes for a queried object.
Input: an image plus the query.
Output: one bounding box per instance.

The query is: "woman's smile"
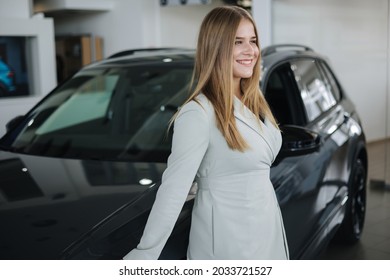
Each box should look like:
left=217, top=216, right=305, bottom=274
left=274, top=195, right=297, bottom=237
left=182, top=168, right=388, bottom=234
left=236, top=59, right=254, bottom=65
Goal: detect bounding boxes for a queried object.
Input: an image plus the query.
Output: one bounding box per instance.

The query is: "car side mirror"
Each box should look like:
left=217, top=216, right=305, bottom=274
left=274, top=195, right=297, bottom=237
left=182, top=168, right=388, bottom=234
left=6, top=115, right=24, bottom=132
left=274, top=125, right=321, bottom=165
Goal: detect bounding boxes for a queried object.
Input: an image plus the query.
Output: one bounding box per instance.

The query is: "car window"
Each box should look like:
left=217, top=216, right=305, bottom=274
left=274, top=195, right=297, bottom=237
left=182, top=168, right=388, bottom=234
left=36, top=70, right=119, bottom=135
left=317, top=61, right=341, bottom=101
left=3, top=65, right=192, bottom=161
left=264, top=63, right=306, bottom=126
left=291, top=59, right=337, bottom=121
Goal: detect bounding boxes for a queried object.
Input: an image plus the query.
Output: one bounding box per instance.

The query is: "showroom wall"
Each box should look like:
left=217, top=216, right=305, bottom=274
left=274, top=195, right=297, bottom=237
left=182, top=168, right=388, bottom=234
left=0, top=0, right=56, bottom=137
left=52, top=0, right=224, bottom=56
left=159, top=0, right=223, bottom=48
left=52, top=0, right=270, bottom=56
left=273, top=0, right=389, bottom=142
left=52, top=0, right=160, bottom=57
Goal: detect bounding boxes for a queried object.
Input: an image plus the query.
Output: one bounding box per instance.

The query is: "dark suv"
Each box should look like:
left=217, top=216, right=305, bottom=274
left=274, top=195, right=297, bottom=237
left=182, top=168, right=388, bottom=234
left=0, top=45, right=367, bottom=259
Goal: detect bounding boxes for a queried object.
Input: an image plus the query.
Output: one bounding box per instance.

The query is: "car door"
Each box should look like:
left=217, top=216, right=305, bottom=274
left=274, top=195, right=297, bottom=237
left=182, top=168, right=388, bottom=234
left=264, top=59, right=350, bottom=259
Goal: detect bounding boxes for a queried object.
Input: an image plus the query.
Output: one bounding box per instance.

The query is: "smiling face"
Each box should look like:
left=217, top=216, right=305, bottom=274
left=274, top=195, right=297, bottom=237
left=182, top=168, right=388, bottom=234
left=233, top=19, right=259, bottom=84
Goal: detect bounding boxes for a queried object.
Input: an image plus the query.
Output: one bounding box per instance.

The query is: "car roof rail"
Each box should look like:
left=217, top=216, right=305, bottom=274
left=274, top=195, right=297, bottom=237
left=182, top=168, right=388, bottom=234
left=261, top=44, right=314, bottom=56
left=108, top=47, right=192, bottom=59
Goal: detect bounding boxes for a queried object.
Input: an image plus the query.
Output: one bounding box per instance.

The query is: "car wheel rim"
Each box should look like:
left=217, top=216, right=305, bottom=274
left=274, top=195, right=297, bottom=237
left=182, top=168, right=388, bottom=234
left=351, top=162, right=366, bottom=237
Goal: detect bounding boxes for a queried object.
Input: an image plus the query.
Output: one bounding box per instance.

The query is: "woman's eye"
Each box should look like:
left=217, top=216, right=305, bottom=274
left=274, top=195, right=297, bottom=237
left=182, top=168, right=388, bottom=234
left=251, top=40, right=257, bottom=44
left=235, top=41, right=242, bottom=45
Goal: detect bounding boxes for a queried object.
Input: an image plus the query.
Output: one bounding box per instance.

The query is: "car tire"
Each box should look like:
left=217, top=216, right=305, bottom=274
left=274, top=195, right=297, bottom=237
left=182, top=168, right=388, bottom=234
left=335, top=157, right=367, bottom=244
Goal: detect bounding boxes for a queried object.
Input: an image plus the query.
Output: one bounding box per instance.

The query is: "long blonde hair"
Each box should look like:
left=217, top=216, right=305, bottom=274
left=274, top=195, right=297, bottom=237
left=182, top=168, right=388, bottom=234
left=174, top=6, right=278, bottom=152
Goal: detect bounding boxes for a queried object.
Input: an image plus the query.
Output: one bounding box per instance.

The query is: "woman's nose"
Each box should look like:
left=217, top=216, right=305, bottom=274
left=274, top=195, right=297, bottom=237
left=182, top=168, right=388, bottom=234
left=243, top=42, right=255, bottom=55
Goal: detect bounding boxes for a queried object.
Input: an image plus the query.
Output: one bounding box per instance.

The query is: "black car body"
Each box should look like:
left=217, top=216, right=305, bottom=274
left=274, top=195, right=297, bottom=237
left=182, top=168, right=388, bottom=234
left=0, top=45, right=367, bottom=259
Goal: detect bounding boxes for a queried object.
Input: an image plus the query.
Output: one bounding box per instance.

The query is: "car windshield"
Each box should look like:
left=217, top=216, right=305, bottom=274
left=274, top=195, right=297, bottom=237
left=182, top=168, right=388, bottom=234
left=1, top=64, right=193, bottom=162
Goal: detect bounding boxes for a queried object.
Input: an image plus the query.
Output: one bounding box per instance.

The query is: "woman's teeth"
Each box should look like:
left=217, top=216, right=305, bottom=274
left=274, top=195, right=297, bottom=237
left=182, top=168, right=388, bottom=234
left=237, top=59, right=252, bottom=65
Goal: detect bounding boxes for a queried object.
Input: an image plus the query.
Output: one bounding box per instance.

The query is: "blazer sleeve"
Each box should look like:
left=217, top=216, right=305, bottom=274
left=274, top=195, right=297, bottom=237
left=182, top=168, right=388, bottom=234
left=123, top=102, right=210, bottom=259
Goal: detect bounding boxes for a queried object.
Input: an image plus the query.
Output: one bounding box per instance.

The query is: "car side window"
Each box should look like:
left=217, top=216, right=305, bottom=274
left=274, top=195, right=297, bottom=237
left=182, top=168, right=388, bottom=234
left=291, top=59, right=337, bottom=121
left=317, top=61, right=341, bottom=101
left=264, top=63, right=306, bottom=126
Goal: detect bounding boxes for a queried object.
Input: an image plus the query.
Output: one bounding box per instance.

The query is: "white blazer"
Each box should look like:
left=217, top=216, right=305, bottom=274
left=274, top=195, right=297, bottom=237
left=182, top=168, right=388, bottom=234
left=123, top=94, right=289, bottom=260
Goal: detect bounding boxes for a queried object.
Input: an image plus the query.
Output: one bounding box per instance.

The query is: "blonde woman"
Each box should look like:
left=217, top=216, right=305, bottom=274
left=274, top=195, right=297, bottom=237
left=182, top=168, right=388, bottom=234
left=123, top=5, right=289, bottom=260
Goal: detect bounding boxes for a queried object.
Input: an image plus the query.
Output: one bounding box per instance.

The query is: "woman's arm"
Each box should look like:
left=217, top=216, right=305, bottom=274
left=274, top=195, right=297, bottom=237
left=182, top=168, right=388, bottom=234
left=123, top=102, right=210, bottom=259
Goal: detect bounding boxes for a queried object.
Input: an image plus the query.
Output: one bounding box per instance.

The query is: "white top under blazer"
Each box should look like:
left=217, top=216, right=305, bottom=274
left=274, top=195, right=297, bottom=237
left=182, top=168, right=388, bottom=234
left=123, top=93, right=289, bottom=260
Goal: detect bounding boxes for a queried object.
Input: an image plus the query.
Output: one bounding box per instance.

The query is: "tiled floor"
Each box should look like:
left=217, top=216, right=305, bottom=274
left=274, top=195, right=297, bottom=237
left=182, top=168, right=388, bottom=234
left=320, top=140, right=390, bottom=259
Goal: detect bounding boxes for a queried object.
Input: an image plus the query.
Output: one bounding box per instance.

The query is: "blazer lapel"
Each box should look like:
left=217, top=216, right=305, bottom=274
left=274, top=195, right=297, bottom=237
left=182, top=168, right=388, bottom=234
left=233, top=97, right=277, bottom=160
left=233, top=96, right=262, bottom=136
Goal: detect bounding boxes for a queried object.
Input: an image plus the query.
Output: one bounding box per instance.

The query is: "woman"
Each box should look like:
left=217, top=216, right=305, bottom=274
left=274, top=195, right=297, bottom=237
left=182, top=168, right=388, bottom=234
left=123, top=5, right=289, bottom=260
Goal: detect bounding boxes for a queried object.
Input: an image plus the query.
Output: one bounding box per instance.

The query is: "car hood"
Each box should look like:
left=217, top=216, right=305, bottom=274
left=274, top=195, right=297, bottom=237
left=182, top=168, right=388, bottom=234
left=0, top=151, right=166, bottom=259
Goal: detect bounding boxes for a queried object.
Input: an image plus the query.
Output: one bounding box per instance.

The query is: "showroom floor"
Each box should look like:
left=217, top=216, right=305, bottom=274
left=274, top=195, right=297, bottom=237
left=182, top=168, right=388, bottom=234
left=320, top=140, right=390, bottom=259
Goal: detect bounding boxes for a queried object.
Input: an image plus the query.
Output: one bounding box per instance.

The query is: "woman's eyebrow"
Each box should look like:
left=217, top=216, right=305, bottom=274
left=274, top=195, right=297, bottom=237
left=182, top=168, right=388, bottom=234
left=235, top=36, right=257, bottom=39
